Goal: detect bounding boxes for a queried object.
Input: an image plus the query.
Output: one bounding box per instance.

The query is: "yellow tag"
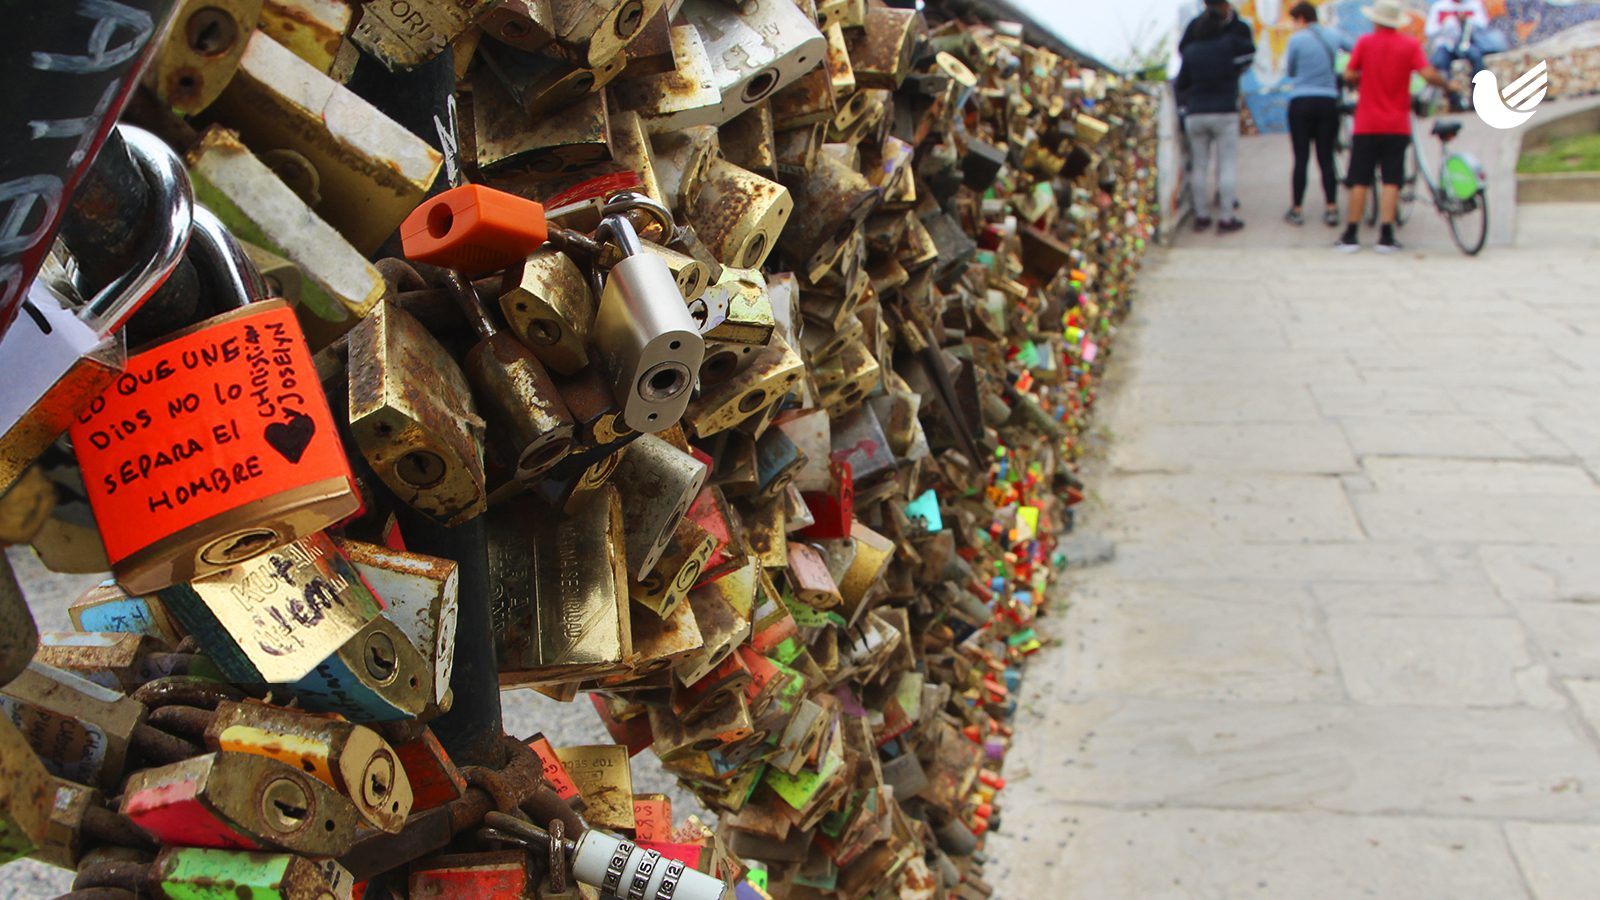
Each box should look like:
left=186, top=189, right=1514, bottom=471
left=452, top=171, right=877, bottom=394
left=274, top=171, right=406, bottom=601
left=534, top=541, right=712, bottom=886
left=217, top=724, right=334, bottom=786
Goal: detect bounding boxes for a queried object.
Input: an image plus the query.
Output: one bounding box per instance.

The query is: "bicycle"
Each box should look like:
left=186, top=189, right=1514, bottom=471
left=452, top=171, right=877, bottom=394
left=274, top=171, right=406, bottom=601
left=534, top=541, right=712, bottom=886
left=1364, top=94, right=1488, bottom=255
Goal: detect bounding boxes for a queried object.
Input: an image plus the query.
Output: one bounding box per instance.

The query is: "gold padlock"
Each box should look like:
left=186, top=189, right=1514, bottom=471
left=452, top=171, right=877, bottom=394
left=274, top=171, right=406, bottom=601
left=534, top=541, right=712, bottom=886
left=721, top=102, right=778, bottom=180
left=683, top=333, right=805, bottom=438
left=612, top=25, right=722, bottom=133
left=629, top=517, right=715, bottom=619
left=209, top=32, right=445, bottom=254
left=473, top=75, right=612, bottom=178
left=259, top=0, right=353, bottom=74
left=608, top=434, right=708, bottom=580
left=347, top=301, right=487, bottom=527
left=350, top=0, right=496, bottom=70
left=144, top=0, right=263, bottom=114
left=686, top=158, right=792, bottom=269
left=498, top=247, right=596, bottom=376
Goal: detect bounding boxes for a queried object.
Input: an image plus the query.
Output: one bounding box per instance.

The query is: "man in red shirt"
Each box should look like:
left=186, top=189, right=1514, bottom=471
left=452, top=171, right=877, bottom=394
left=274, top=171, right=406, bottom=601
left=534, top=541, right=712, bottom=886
left=1337, top=0, right=1458, bottom=253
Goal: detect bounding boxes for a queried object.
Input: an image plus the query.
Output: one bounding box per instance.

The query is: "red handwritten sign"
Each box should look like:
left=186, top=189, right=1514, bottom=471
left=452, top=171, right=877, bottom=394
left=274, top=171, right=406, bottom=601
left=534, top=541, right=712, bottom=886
left=69, top=301, right=353, bottom=563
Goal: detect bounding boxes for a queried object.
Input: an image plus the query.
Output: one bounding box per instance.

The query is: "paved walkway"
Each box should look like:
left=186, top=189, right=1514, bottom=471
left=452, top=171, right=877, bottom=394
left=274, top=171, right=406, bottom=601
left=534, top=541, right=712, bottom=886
left=986, top=143, right=1600, bottom=896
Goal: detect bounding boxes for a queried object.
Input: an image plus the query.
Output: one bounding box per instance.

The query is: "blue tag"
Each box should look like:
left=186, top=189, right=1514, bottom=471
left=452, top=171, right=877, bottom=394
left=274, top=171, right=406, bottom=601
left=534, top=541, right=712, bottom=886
left=904, top=489, right=943, bottom=535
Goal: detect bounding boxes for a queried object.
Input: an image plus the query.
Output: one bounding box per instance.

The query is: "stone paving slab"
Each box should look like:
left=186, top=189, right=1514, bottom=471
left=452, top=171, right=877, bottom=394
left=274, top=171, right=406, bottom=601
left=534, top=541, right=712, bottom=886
left=992, top=203, right=1600, bottom=897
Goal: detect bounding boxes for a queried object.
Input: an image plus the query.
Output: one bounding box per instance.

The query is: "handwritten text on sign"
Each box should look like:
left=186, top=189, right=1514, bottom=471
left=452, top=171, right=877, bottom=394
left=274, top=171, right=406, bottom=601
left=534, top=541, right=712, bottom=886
left=69, top=301, right=351, bottom=563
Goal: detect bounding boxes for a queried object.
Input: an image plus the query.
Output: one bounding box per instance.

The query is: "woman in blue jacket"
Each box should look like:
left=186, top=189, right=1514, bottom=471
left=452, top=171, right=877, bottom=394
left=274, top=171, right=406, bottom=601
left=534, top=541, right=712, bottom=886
left=1282, top=2, right=1354, bottom=226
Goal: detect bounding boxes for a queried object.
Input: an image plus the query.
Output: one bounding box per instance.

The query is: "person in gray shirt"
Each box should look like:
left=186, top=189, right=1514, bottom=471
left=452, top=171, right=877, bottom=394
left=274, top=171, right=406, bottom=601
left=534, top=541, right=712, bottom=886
left=1282, top=2, right=1354, bottom=226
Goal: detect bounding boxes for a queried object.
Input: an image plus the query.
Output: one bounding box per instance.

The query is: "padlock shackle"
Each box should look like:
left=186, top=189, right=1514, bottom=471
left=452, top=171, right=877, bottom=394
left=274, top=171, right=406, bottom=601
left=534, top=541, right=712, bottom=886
left=594, top=213, right=645, bottom=260
left=81, top=126, right=194, bottom=336
left=186, top=206, right=268, bottom=310
left=601, top=191, right=675, bottom=240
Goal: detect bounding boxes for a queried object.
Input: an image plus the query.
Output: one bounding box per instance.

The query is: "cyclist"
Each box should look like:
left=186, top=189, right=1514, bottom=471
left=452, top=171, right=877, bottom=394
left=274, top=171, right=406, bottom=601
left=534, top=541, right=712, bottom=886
left=1336, top=0, right=1459, bottom=254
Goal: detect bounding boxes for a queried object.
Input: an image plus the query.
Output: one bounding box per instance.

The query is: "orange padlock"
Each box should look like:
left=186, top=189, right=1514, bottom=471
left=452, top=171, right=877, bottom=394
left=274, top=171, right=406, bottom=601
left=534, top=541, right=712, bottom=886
left=400, top=184, right=548, bottom=275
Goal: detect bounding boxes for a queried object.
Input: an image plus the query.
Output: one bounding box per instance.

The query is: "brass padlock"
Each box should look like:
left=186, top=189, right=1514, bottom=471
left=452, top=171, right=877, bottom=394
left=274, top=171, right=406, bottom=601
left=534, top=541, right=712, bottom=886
left=447, top=271, right=575, bottom=483
left=154, top=846, right=355, bottom=900
left=480, top=0, right=556, bottom=53
left=202, top=700, right=414, bottom=832
left=612, top=25, right=723, bottom=132
left=778, top=152, right=881, bottom=282
left=683, top=333, right=805, bottom=438
left=0, top=715, right=52, bottom=864
left=349, top=0, right=496, bottom=70
left=685, top=158, right=792, bottom=270
left=847, top=5, right=925, bottom=90
left=629, top=516, right=714, bottom=619
left=144, top=0, right=263, bottom=115
left=554, top=744, right=635, bottom=830
left=0, top=662, right=147, bottom=790
left=649, top=124, right=719, bottom=214
left=490, top=486, right=633, bottom=685
left=473, top=75, right=612, bottom=178
left=259, top=0, right=352, bottom=74
left=338, top=538, right=459, bottom=718
left=348, top=300, right=487, bottom=527
left=157, top=532, right=382, bottom=686
left=608, top=433, right=708, bottom=580
left=121, top=751, right=364, bottom=855
left=189, top=128, right=385, bottom=328
left=497, top=246, right=595, bottom=376
left=208, top=31, right=444, bottom=254
left=543, top=0, right=663, bottom=70
left=477, top=41, right=624, bottom=120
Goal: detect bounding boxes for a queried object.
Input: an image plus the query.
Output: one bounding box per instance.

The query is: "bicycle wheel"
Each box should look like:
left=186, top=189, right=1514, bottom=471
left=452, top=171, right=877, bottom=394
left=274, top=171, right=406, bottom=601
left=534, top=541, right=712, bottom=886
left=1447, top=190, right=1488, bottom=256
left=1395, top=149, right=1419, bottom=227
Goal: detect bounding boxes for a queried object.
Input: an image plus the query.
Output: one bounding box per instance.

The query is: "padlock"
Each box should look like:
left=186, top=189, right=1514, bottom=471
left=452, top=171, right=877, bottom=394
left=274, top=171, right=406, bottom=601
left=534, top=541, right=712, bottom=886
left=721, top=104, right=778, bottom=181
left=630, top=516, right=715, bottom=619
left=68, top=293, right=360, bottom=594
left=259, top=0, right=353, bottom=74
left=34, top=631, right=168, bottom=691
left=497, top=246, right=595, bottom=376
left=156, top=532, right=382, bottom=686
left=607, top=433, right=707, bottom=580
left=349, top=0, right=495, bottom=70
left=490, top=486, right=633, bottom=685
left=608, top=109, right=667, bottom=205
left=400, top=184, right=549, bottom=277
left=202, top=700, right=414, bottom=832
left=474, top=76, right=612, bottom=178
left=347, top=300, right=487, bottom=527
left=68, top=580, right=186, bottom=646
left=208, top=31, right=444, bottom=254
left=679, top=0, right=826, bottom=125
left=0, top=663, right=143, bottom=790
left=591, top=204, right=705, bottom=434
left=189, top=127, right=386, bottom=328
left=447, top=269, right=576, bottom=483
left=478, top=40, right=626, bottom=121
left=143, top=0, right=263, bottom=114
left=410, top=850, right=533, bottom=898
left=153, top=846, right=353, bottom=900
left=121, top=751, right=364, bottom=855
left=283, top=613, right=433, bottom=723
left=378, top=722, right=466, bottom=811
left=554, top=744, right=635, bottom=831
left=480, top=0, right=556, bottom=52
left=0, top=126, right=193, bottom=498
left=770, top=66, right=836, bottom=132
left=546, top=0, right=662, bottom=69
left=524, top=732, right=585, bottom=809
left=649, top=125, right=719, bottom=214
left=338, top=538, right=459, bottom=717
left=682, top=333, right=804, bottom=439
left=0, top=465, right=54, bottom=545
left=777, top=152, right=881, bottom=283
left=626, top=595, right=705, bottom=676
left=847, top=5, right=924, bottom=90
left=0, top=554, right=37, bottom=687
left=0, top=715, right=53, bottom=864
left=611, top=25, right=722, bottom=133
left=685, top=158, right=792, bottom=270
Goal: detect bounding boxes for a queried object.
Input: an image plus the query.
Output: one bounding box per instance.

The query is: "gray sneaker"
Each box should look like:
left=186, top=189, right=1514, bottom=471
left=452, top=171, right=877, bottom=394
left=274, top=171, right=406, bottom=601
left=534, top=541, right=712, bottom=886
left=1375, top=238, right=1404, bottom=254
left=1334, top=236, right=1361, bottom=253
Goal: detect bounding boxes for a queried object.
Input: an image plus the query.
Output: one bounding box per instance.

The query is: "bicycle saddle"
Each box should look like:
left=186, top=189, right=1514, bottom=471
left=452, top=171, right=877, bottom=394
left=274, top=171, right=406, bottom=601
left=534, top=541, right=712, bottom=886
left=1431, top=120, right=1464, bottom=140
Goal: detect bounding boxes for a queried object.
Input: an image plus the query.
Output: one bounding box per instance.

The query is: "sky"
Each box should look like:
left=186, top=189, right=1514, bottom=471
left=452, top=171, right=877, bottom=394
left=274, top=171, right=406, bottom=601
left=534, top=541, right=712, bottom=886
left=1007, top=0, right=1187, bottom=68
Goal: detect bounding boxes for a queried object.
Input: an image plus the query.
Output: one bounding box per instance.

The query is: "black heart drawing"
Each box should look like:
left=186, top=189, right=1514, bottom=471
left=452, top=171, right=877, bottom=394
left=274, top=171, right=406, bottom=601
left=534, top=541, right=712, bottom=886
left=263, top=411, right=316, bottom=464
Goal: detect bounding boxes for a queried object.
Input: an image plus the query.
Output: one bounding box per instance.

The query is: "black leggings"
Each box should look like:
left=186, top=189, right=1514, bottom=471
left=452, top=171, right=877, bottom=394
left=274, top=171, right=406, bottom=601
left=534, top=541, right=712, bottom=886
left=1288, top=96, right=1340, bottom=207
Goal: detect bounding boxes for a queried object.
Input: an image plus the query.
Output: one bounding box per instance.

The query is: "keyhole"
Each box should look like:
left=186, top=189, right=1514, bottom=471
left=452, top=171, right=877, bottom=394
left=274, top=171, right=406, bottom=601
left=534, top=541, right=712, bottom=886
left=614, top=0, right=644, bottom=38
left=364, top=632, right=398, bottom=683
left=186, top=7, right=237, bottom=56
left=261, top=778, right=311, bottom=832
left=361, top=755, right=395, bottom=808
left=201, top=528, right=277, bottom=565
left=396, top=450, right=446, bottom=488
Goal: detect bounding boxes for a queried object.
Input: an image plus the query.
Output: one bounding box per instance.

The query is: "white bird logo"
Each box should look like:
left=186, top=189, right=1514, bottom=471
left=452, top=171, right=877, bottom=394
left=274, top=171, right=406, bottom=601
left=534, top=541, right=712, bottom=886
left=1472, top=60, right=1549, bottom=130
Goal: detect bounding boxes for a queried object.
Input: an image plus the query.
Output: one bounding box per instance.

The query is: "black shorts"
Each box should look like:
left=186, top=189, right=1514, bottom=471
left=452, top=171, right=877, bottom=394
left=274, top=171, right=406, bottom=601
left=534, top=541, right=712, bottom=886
left=1347, top=133, right=1410, bottom=187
